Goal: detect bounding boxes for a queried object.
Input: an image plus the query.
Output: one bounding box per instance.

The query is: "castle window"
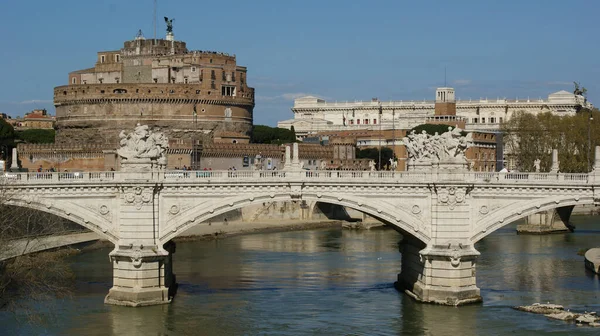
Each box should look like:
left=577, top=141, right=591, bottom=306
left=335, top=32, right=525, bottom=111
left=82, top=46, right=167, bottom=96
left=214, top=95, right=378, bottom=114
left=136, top=89, right=139, bottom=93
left=115, top=78, right=120, bottom=84
left=221, top=85, right=236, bottom=96
left=357, top=119, right=360, bottom=124
left=196, top=90, right=200, bottom=94
left=364, top=119, right=369, bottom=124
left=115, top=54, right=120, bottom=62
left=210, top=59, right=213, bottom=64
left=373, top=119, right=377, bottom=124
left=153, top=78, right=158, bottom=83
left=63, top=91, right=67, bottom=95
left=72, top=77, right=76, bottom=84
left=211, top=70, right=216, bottom=80
left=191, top=67, right=196, bottom=72
left=98, top=78, right=103, bottom=84
left=350, top=119, right=354, bottom=125
left=481, top=118, right=486, bottom=123
left=231, top=72, right=235, bottom=81
left=472, top=118, right=478, bottom=123
left=82, top=80, right=87, bottom=84
left=490, top=117, right=496, bottom=123
left=222, top=71, right=227, bottom=81
left=184, top=77, right=188, bottom=84
left=499, top=117, right=503, bottom=123
left=100, top=55, right=105, bottom=63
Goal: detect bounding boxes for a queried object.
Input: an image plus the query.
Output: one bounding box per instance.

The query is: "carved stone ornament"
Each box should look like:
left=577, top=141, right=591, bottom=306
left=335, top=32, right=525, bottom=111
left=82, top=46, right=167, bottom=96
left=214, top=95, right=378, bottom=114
left=479, top=205, right=489, bottom=215
left=411, top=205, right=421, bottom=214
left=99, top=205, right=110, bottom=215
left=437, top=187, right=467, bottom=210
left=403, top=127, right=473, bottom=164
left=169, top=205, right=180, bottom=215
left=123, top=187, right=153, bottom=210
left=117, top=124, right=168, bottom=171
left=131, top=250, right=143, bottom=268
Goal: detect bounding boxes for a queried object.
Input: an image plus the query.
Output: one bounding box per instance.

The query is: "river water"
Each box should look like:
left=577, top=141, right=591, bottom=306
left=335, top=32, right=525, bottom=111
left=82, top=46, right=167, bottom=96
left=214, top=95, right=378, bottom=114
left=2, top=216, right=600, bottom=335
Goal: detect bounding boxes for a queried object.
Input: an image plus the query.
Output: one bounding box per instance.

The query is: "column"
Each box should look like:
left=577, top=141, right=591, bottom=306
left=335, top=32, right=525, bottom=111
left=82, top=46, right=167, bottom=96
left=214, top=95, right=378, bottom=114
left=396, top=238, right=481, bottom=306
left=284, top=145, right=292, bottom=170
left=104, top=241, right=176, bottom=307
left=10, top=147, right=18, bottom=171
left=550, top=149, right=559, bottom=173
left=292, top=142, right=300, bottom=169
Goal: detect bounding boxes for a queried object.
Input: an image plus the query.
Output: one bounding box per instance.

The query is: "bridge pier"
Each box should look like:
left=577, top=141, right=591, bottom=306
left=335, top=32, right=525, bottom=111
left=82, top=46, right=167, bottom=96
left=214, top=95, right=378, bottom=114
left=104, top=241, right=177, bottom=307
left=396, top=239, right=481, bottom=306
left=516, top=205, right=575, bottom=234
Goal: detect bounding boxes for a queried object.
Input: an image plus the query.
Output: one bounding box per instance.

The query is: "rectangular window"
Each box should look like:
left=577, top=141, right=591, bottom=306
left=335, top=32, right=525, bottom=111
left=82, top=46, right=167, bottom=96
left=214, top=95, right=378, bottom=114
left=184, top=77, right=188, bottom=84
left=231, top=72, right=236, bottom=81
left=211, top=70, right=216, bottom=80
left=115, top=54, right=120, bottom=62
left=221, top=85, right=236, bottom=96
left=490, top=117, right=496, bottom=123
left=191, top=67, right=196, bottom=72
left=499, top=117, right=503, bottom=123
left=472, top=118, right=478, bottom=123
left=72, top=77, right=76, bottom=84
left=357, top=119, right=360, bottom=125
left=350, top=119, right=354, bottom=125
left=373, top=119, right=377, bottom=124
left=100, top=55, right=105, bottom=63
left=222, top=71, right=227, bottom=81
left=481, top=118, right=486, bottom=123
left=364, top=119, right=369, bottom=124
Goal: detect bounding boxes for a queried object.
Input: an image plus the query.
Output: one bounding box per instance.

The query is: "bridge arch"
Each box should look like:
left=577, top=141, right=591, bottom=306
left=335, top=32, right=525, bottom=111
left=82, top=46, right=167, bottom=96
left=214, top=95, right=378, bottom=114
left=161, top=193, right=429, bottom=244
left=4, top=198, right=117, bottom=244
left=471, top=195, right=594, bottom=243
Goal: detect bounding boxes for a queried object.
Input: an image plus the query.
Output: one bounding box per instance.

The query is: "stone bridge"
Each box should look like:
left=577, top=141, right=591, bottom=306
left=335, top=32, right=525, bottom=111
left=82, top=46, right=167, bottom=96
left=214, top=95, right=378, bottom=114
left=2, top=165, right=599, bottom=307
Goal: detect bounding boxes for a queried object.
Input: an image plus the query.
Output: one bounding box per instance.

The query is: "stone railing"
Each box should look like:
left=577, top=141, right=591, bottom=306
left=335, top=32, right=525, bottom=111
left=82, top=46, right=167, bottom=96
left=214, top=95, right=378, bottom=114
left=1, top=170, right=595, bottom=186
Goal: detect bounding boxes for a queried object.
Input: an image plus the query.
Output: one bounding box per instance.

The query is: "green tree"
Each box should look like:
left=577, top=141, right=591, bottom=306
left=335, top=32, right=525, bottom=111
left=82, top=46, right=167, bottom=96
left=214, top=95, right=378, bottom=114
left=501, top=109, right=599, bottom=173
left=0, top=119, right=15, bottom=145
left=252, top=125, right=296, bottom=144
left=15, top=129, right=55, bottom=144
left=356, top=146, right=394, bottom=170
left=410, top=123, right=466, bottom=136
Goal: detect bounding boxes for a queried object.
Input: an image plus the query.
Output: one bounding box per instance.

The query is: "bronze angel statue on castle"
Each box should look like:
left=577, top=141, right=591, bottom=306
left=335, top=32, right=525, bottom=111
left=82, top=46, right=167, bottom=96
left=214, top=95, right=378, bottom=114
left=164, top=17, right=174, bottom=33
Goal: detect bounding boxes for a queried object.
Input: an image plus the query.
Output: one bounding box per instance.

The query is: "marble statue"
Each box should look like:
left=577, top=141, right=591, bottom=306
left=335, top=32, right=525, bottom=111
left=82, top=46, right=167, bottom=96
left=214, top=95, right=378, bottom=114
left=389, top=157, right=398, bottom=170
left=320, top=160, right=327, bottom=170
left=534, top=159, right=541, bottom=173
left=117, top=124, right=169, bottom=170
left=403, top=127, right=473, bottom=165
left=368, top=160, right=376, bottom=171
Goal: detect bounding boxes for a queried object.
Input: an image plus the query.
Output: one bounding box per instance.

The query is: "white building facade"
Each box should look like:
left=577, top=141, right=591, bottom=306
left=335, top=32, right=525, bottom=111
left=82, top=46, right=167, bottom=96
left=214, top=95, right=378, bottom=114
left=278, top=89, right=592, bottom=139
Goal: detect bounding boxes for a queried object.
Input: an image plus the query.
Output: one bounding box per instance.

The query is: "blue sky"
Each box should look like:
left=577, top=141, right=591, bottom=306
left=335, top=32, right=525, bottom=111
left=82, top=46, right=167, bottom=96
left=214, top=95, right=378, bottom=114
left=0, top=0, right=598, bottom=126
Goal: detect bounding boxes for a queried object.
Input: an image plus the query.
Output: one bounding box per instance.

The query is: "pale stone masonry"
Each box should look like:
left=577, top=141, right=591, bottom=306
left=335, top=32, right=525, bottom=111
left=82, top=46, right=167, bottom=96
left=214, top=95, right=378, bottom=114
left=278, top=88, right=593, bottom=139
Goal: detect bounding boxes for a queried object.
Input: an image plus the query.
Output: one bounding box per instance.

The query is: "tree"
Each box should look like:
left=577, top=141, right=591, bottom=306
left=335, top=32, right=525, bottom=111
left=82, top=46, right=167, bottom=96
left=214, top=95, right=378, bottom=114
left=0, top=178, right=80, bottom=316
left=0, top=119, right=15, bottom=145
left=410, top=123, right=467, bottom=136
left=252, top=125, right=296, bottom=144
left=356, top=146, right=394, bottom=170
left=501, top=109, right=600, bottom=173
left=15, top=129, right=55, bottom=144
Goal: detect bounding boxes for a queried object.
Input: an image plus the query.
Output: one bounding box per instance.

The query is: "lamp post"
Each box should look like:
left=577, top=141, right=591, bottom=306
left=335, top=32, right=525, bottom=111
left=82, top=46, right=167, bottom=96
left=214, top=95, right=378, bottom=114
left=588, top=111, right=594, bottom=172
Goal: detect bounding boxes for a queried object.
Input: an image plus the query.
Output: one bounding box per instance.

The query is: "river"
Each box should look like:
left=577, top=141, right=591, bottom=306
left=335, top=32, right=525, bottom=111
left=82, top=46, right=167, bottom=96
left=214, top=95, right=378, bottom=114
left=2, top=216, right=600, bottom=335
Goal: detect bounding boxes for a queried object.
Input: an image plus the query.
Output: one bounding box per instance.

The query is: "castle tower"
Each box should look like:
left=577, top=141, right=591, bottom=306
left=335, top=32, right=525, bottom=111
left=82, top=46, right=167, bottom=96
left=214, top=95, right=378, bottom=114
left=434, top=87, right=456, bottom=116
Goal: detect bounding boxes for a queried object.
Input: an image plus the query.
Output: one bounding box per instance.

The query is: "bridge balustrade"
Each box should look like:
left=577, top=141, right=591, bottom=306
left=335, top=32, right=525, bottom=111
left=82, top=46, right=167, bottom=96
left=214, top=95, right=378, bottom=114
left=1, top=170, right=595, bottom=185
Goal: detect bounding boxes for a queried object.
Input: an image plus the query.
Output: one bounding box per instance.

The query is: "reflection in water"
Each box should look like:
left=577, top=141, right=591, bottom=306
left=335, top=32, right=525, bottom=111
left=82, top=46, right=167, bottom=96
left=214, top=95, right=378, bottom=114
left=2, top=216, right=600, bottom=335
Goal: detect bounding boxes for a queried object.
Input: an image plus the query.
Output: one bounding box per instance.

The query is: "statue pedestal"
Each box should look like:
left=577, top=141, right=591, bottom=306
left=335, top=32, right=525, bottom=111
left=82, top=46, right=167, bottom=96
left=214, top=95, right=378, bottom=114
left=120, top=158, right=165, bottom=173
left=408, top=161, right=433, bottom=172
left=435, top=158, right=469, bottom=172
left=166, top=32, right=174, bottom=41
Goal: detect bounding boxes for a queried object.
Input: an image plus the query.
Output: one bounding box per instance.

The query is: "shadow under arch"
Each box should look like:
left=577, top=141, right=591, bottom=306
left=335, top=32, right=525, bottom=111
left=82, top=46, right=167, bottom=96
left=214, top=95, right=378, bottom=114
left=161, top=193, right=429, bottom=245
left=471, top=196, right=593, bottom=243
left=5, top=199, right=118, bottom=244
